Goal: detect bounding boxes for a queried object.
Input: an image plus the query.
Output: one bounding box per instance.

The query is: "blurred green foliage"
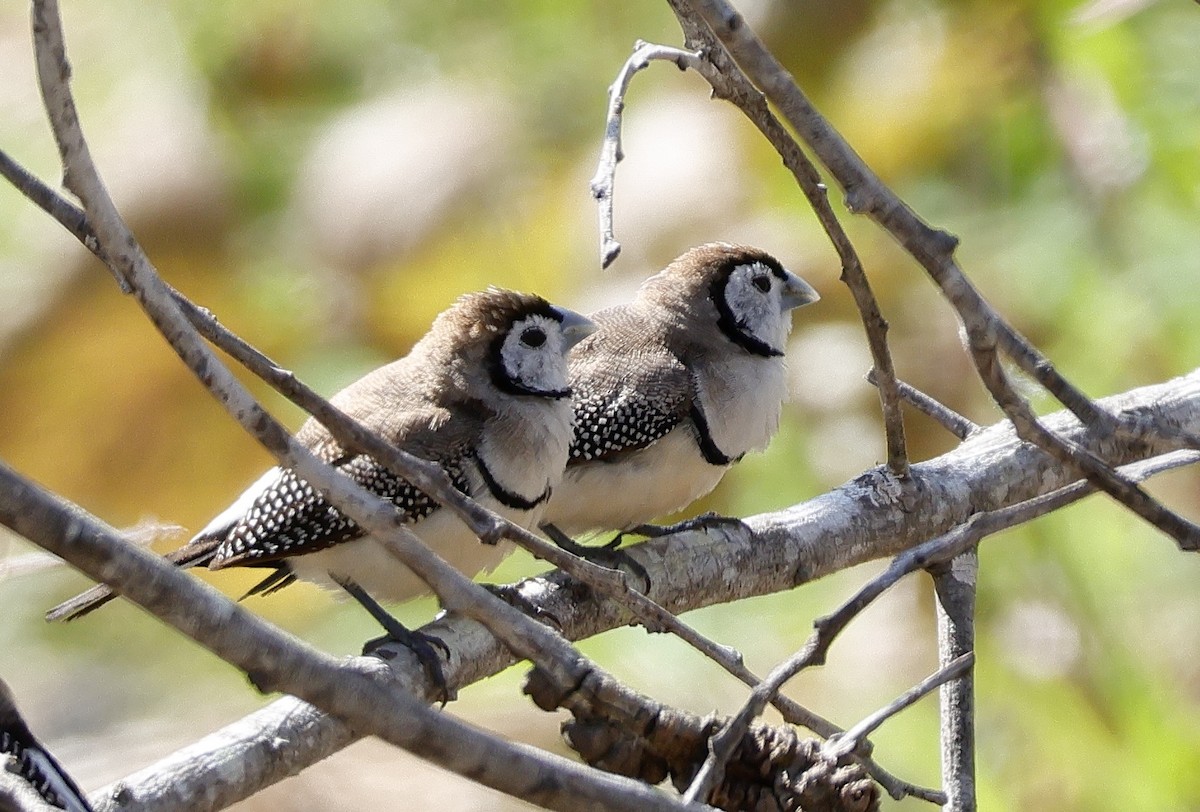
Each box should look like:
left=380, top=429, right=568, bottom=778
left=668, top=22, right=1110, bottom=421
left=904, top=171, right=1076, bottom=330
left=1, top=0, right=1198, bottom=809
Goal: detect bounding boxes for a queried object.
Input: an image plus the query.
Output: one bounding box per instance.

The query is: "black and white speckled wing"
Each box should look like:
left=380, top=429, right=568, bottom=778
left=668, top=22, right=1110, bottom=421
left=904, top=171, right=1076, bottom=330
left=197, top=397, right=483, bottom=569
left=567, top=308, right=693, bottom=463
left=570, top=375, right=688, bottom=462
left=206, top=453, right=472, bottom=568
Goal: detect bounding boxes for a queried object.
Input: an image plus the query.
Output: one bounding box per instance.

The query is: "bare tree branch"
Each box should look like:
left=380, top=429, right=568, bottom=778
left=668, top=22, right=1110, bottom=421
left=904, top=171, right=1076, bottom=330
left=667, top=0, right=1200, bottom=550
left=598, top=21, right=911, bottom=476
left=527, top=668, right=882, bottom=812
left=825, top=652, right=975, bottom=761
left=931, top=555, right=978, bottom=812
left=867, top=371, right=980, bottom=441
left=82, top=373, right=1200, bottom=810
left=590, top=41, right=701, bottom=268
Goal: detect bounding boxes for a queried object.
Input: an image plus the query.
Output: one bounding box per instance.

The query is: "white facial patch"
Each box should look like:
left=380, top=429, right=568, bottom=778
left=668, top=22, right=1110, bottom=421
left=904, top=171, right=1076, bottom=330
left=500, top=313, right=571, bottom=393
left=723, top=262, right=792, bottom=352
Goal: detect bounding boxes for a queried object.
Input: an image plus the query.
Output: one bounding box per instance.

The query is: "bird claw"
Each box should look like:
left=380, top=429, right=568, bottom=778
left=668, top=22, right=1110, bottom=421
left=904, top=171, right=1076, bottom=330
left=335, top=574, right=451, bottom=704
left=587, top=543, right=651, bottom=594
left=541, top=523, right=651, bottom=594
left=629, top=512, right=749, bottom=539
left=363, top=627, right=451, bottom=706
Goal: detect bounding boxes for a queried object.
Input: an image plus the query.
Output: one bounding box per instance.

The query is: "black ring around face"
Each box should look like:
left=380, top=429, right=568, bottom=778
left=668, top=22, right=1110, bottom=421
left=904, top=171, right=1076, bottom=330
left=708, top=258, right=788, bottom=358
left=487, top=305, right=572, bottom=399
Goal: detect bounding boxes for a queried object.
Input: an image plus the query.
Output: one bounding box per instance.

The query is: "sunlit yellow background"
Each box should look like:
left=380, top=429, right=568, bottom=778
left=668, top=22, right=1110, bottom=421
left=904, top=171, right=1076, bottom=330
left=2, top=1, right=1199, bottom=809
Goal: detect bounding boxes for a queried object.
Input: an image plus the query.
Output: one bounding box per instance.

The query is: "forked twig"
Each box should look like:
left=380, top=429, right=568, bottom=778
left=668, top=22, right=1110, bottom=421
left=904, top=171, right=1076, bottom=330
left=679, top=447, right=1199, bottom=804
left=867, top=370, right=980, bottom=441
left=590, top=41, right=701, bottom=268
left=825, top=652, right=974, bottom=761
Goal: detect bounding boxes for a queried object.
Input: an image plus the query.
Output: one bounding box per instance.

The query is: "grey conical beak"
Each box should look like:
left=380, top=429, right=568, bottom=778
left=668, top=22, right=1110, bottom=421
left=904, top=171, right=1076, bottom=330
left=552, top=306, right=597, bottom=349
left=781, top=272, right=820, bottom=311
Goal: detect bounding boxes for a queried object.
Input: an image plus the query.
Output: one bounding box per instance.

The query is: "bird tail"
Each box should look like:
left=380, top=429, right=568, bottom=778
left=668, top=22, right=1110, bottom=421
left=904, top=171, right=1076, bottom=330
left=44, top=542, right=219, bottom=622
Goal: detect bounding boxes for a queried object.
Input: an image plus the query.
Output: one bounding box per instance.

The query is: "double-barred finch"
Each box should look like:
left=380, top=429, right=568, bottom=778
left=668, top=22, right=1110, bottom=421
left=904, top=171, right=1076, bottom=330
left=0, top=678, right=93, bottom=812
left=47, top=289, right=594, bottom=623
left=542, top=243, right=819, bottom=537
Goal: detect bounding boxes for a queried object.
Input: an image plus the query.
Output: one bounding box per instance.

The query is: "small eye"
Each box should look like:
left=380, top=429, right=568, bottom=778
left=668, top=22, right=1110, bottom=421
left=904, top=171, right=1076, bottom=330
left=752, top=275, right=772, bottom=293
left=520, top=326, right=547, bottom=347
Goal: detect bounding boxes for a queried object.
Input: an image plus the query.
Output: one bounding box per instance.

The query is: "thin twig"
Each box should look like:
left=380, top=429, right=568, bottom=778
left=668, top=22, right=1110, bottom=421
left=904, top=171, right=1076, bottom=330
left=825, top=652, right=975, bottom=760
left=931, top=554, right=978, bottom=812
left=868, top=370, right=980, bottom=440
left=589, top=41, right=701, bottom=268
left=670, top=0, right=1200, bottom=550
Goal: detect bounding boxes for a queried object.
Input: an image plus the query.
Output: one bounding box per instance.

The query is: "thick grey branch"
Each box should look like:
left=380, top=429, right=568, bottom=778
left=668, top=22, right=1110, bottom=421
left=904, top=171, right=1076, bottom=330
left=98, top=370, right=1200, bottom=809
left=0, top=463, right=702, bottom=812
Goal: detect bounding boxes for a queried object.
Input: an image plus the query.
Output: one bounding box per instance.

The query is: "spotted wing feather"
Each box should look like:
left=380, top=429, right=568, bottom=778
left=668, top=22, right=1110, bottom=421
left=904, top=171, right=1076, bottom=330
left=209, top=454, right=471, bottom=568
left=567, top=307, right=693, bottom=463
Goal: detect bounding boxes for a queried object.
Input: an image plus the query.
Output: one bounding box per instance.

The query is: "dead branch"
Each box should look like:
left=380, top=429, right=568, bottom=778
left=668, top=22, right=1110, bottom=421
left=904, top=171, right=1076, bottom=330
left=667, top=0, right=1200, bottom=550
left=76, top=373, right=1200, bottom=811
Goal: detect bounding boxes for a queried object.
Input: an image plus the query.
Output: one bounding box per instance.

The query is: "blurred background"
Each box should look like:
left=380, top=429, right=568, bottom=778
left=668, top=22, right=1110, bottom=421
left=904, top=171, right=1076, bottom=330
left=1, top=0, right=1198, bottom=809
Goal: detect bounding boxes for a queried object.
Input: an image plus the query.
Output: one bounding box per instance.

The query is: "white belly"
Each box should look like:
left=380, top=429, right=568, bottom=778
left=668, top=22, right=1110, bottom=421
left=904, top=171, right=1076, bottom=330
left=543, top=428, right=726, bottom=535
left=694, top=355, right=787, bottom=457
left=286, top=509, right=515, bottom=604
left=284, top=400, right=570, bottom=604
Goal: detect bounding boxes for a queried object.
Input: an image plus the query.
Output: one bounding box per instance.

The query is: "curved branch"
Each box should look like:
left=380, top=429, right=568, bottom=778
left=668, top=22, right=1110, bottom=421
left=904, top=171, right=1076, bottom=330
left=92, top=371, right=1200, bottom=810
left=668, top=0, right=1200, bottom=550
left=589, top=41, right=702, bottom=267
